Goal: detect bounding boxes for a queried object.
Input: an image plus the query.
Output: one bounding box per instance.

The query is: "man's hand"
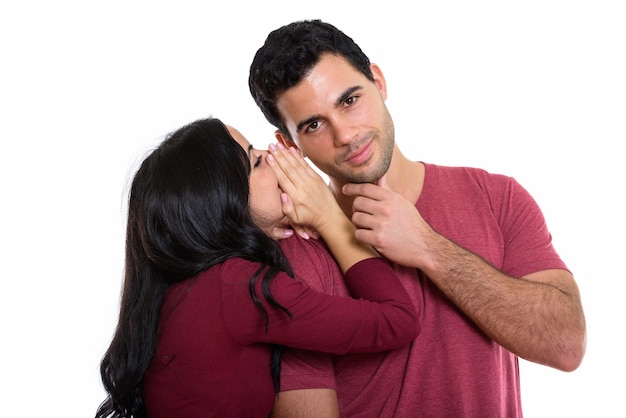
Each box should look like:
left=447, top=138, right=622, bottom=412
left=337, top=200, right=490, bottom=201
left=343, top=175, right=433, bottom=268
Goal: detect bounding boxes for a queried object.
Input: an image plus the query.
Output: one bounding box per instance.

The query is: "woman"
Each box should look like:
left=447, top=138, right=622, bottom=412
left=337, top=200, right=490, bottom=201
left=96, top=117, right=419, bottom=418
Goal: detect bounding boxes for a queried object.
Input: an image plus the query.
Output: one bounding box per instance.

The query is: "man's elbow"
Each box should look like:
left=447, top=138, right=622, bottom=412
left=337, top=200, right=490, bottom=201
left=554, top=330, right=587, bottom=372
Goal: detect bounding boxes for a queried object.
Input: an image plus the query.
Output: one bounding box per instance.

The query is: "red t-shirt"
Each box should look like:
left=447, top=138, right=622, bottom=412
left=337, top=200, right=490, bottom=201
left=278, top=163, right=569, bottom=418
left=141, top=237, right=419, bottom=418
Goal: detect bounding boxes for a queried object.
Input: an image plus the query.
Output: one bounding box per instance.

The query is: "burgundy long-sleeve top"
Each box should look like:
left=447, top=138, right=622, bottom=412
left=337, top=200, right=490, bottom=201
left=142, top=237, right=419, bottom=418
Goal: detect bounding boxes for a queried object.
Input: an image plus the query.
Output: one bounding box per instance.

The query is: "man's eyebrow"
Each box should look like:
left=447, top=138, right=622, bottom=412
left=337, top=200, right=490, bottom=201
left=295, top=85, right=363, bottom=133
left=337, top=85, right=362, bottom=107
left=296, top=115, right=322, bottom=133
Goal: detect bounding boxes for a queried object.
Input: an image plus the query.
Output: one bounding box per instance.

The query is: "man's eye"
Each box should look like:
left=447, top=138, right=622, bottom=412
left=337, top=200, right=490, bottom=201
left=254, top=155, right=263, bottom=168
left=345, top=96, right=357, bottom=106
left=306, top=121, right=320, bottom=133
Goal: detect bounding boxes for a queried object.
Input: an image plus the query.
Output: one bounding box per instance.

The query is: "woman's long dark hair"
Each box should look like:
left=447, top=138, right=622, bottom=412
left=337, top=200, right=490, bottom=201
left=96, top=118, right=292, bottom=418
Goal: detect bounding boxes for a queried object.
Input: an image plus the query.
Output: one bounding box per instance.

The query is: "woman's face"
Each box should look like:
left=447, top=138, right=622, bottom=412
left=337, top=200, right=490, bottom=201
left=227, top=125, right=288, bottom=237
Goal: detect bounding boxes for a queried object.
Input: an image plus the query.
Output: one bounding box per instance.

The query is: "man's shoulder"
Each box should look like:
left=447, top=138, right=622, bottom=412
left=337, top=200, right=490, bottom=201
left=279, top=235, right=330, bottom=258
left=279, top=236, right=348, bottom=295
left=425, top=162, right=511, bottom=181
left=423, top=162, right=516, bottom=193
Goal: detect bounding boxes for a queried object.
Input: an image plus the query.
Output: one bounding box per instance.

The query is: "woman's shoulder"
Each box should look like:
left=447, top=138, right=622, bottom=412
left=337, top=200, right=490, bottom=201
left=219, top=257, right=264, bottom=283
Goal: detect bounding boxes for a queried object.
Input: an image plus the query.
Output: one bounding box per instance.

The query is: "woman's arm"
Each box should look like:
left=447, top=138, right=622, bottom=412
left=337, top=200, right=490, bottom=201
left=222, top=256, right=418, bottom=353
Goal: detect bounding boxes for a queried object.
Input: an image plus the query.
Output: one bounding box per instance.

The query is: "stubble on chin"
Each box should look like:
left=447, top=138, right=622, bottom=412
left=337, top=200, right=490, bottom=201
left=345, top=143, right=393, bottom=184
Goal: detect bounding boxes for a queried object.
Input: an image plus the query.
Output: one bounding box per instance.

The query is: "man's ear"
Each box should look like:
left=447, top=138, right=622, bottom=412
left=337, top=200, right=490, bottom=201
left=370, top=63, right=388, bottom=101
left=274, top=130, right=296, bottom=149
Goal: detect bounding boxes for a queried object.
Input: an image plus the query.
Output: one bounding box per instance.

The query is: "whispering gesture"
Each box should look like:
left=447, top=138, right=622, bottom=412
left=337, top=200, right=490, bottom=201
left=267, top=143, right=343, bottom=236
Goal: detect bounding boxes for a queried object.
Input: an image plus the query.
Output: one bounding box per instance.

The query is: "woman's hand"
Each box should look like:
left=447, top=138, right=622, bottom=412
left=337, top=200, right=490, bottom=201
left=267, top=143, right=341, bottom=235
left=270, top=222, right=320, bottom=241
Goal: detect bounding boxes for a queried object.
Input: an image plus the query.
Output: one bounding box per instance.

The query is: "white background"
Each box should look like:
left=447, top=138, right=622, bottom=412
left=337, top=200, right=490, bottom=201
left=1, top=1, right=624, bottom=416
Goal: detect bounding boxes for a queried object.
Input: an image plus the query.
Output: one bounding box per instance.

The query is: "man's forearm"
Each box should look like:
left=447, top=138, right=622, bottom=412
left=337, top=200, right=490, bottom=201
left=423, top=236, right=586, bottom=371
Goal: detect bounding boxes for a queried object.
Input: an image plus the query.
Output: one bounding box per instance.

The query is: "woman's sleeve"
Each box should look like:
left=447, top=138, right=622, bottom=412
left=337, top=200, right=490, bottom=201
left=221, top=257, right=419, bottom=354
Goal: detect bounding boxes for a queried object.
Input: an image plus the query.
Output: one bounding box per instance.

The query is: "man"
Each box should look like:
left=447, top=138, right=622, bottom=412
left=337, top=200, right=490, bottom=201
left=249, top=19, right=586, bottom=417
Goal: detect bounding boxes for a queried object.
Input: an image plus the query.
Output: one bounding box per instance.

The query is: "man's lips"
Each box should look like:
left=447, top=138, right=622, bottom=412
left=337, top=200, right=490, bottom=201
left=345, top=140, right=373, bottom=166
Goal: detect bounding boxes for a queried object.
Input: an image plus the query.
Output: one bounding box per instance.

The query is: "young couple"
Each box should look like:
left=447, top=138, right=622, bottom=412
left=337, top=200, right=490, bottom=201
left=97, top=19, right=586, bottom=418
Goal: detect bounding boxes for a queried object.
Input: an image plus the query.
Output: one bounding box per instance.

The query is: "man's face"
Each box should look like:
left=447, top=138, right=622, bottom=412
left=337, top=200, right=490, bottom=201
left=275, top=53, right=394, bottom=184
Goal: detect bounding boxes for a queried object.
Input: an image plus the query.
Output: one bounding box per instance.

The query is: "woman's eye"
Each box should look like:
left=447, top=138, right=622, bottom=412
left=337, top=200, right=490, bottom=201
left=253, top=155, right=263, bottom=168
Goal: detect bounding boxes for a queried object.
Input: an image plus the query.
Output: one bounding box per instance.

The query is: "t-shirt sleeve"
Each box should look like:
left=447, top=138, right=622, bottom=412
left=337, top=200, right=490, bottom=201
left=277, top=348, right=337, bottom=391
left=498, top=176, right=569, bottom=277
left=420, top=164, right=569, bottom=279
